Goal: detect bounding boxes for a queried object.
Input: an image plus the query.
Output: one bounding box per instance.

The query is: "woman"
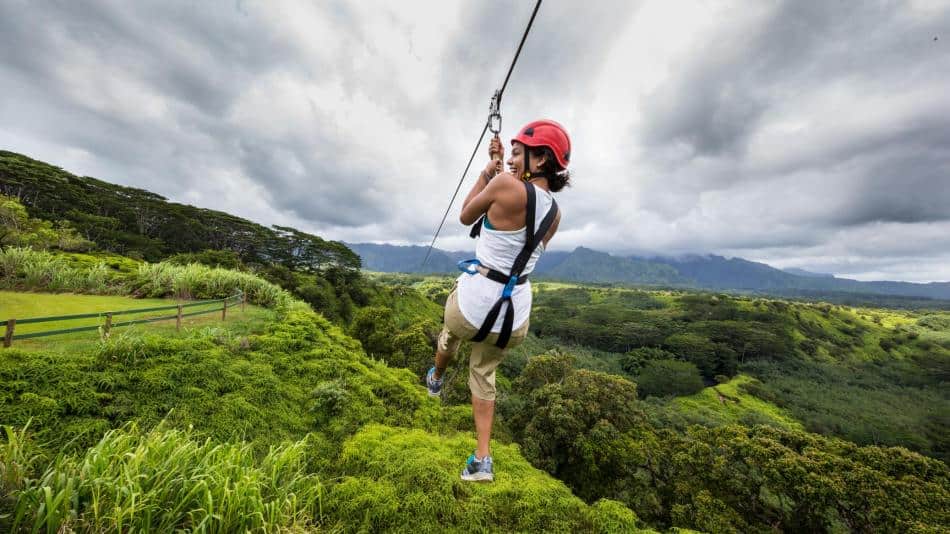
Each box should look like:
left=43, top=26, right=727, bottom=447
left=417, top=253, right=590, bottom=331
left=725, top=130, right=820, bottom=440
left=426, top=119, right=571, bottom=482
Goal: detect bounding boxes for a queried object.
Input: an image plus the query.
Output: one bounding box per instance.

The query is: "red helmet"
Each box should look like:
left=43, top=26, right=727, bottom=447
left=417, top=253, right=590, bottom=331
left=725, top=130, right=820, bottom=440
left=511, top=119, right=571, bottom=169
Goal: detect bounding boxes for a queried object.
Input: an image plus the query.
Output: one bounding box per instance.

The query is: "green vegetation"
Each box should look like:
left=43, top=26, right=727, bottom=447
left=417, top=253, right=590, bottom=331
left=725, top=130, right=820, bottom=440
left=0, top=290, right=275, bottom=354
left=670, top=375, right=803, bottom=430
left=2, top=151, right=948, bottom=532
left=0, top=247, right=293, bottom=310
left=1, top=300, right=655, bottom=532
left=0, top=151, right=358, bottom=269
left=502, top=354, right=949, bottom=533
left=0, top=193, right=92, bottom=251
left=528, top=285, right=950, bottom=462
left=636, top=359, right=705, bottom=399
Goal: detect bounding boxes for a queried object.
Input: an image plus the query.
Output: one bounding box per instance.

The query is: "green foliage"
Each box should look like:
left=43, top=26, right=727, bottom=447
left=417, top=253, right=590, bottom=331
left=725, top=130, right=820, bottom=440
left=918, top=314, right=950, bottom=331
left=636, top=360, right=704, bottom=398
left=165, top=248, right=244, bottom=270
left=0, top=194, right=92, bottom=252
left=333, top=424, right=648, bottom=533
left=0, top=309, right=462, bottom=457
left=743, top=359, right=950, bottom=462
left=668, top=375, right=804, bottom=430
left=663, top=332, right=735, bottom=380
left=514, top=369, right=645, bottom=501
left=0, top=150, right=361, bottom=270
left=130, top=262, right=292, bottom=309
left=349, top=305, right=397, bottom=358
left=0, top=247, right=118, bottom=294
left=0, top=248, right=291, bottom=312
left=391, top=323, right=436, bottom=375
left=7, top=424, right=330, bottom=533
left=620, top=346, right=676, bottom=375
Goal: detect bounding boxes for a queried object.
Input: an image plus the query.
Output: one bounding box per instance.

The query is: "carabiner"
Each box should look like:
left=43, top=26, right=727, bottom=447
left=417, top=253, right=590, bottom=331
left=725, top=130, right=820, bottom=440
left=488, top=90, right=502, bottom=135
left=458, top=259, right=482, bottom=276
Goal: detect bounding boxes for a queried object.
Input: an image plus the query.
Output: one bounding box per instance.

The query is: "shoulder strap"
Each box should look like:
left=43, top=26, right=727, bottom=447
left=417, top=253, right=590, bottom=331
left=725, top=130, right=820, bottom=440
left=509, top=184, right=557, bottom=277
left=469, top=215, right=484, bottom=239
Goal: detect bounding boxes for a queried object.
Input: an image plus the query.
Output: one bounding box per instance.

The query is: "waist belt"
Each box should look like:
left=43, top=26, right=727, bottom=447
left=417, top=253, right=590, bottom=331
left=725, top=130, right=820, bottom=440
left=458, top=182, right=558, bottom=348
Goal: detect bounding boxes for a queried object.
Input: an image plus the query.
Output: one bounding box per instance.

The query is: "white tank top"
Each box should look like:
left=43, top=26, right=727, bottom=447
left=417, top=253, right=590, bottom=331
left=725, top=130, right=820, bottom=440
left=457, top=185, right=554, bottom=333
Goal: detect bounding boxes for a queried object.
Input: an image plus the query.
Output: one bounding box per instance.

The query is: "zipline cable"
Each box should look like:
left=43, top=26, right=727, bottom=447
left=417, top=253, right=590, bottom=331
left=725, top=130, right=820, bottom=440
left=421, top=0, right=543, bottom=268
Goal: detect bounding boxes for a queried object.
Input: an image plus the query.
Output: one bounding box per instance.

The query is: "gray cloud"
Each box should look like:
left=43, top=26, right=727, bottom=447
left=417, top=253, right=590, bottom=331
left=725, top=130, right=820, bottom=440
left=0, top=0, right=948, bottom=281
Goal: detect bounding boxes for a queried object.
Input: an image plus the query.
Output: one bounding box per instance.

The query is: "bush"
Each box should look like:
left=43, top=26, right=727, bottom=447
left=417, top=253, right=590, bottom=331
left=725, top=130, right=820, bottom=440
left=130, top=262, right=293, bottom=310
left=636, top=360, right=705, bottom=398
left=165, top=249, right=243, bottom=270
left=0, top=247, right=120, bottom=293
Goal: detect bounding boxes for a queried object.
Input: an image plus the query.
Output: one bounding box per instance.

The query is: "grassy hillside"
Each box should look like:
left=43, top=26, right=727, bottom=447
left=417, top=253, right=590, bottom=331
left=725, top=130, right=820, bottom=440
left=0, top=290, right=275, bottom=353
left=0, top=304, right=652, bottom=532
left=670, top=374, right=804, bottom=430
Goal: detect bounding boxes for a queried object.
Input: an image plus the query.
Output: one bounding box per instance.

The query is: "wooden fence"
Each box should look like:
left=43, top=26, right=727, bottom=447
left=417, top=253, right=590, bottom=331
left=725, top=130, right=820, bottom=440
left=3, top=291, right=245, bottom=348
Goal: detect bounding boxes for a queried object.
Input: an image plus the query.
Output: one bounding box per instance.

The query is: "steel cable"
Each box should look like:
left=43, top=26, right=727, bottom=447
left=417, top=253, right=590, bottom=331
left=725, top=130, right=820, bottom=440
left=422, top=0, right=543, bottom=268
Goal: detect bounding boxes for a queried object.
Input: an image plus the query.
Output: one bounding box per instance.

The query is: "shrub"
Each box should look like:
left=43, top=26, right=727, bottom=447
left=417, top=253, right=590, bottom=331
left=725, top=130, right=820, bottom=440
left=130, top=262, right=293, bottom=310
left=636, top=359, right=705, bottom=398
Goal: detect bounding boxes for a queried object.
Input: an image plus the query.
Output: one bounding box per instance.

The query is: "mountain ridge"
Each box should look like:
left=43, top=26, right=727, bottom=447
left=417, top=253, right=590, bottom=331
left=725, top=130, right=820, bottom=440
left=348, top=242, right=950, bottom=301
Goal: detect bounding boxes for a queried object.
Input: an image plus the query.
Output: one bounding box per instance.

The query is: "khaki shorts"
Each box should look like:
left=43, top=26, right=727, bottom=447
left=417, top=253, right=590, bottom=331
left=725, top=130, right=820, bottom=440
left=437, top=286, right=528, bottom=401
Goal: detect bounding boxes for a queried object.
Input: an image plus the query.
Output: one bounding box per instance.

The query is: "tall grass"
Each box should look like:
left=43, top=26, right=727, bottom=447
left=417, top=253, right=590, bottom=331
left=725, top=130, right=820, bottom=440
left=0, top=248, right=295, bottom=310
left=130, top=263, right=293, bottom=310
left=8, top=424, right=332, bottom=533
left=0, top=247, right=116, bottom=294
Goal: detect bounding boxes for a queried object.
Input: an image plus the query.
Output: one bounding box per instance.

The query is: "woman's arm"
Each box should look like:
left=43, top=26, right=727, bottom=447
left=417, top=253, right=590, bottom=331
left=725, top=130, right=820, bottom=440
left=460, top=170, right=500, bottom=225
left=460, top=137, right=504, bottom=225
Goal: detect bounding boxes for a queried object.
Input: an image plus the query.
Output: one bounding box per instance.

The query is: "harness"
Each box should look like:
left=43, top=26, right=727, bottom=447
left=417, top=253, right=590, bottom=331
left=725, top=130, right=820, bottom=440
left=458, top=182, right=558, bottom=348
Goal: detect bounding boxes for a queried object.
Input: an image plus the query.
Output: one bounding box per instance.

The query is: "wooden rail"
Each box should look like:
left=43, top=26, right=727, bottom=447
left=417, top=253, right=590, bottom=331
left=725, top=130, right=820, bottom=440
left=3, top=291, right=245, bottom=347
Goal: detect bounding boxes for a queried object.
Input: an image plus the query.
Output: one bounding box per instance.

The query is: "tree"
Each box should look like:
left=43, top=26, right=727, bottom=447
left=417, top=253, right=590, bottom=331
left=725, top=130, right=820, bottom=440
left=349, top=306, right=396, bottom=358
left=518, top=369, right=645, bottom=500
left=636, top=359, right=704, bottom=398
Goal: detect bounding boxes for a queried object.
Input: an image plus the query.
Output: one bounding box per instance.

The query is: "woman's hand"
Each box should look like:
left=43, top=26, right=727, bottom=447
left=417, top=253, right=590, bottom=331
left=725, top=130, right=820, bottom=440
left=481, top=159, right=503, bottom=182
left=488, top=135, right=504, bottom=161
left=481, top=136, right=504, bottom=181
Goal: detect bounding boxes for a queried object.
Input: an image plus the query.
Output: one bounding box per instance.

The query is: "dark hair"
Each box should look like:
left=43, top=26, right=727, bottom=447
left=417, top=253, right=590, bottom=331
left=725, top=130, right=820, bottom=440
left=528, top=146, right=571, bottom=192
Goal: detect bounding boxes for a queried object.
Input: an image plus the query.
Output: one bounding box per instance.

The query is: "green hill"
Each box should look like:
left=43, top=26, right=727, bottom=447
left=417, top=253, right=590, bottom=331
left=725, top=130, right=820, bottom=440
left=2, top=150, right=948, bottom=532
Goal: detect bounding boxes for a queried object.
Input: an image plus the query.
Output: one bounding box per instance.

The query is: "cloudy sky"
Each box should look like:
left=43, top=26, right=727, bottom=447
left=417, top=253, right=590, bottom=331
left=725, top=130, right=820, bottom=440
left=1, top=0, right=948, bottom=282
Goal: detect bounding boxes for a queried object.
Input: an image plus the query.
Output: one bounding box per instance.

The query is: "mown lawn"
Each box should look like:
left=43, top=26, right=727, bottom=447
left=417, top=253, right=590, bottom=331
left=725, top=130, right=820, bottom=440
left=0, top=290, right=275, bottom=353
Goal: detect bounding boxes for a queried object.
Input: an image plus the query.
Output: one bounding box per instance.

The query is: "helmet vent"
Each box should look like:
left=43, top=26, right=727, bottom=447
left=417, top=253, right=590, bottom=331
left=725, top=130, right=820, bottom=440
left=523, top=127, right=535, bottom=136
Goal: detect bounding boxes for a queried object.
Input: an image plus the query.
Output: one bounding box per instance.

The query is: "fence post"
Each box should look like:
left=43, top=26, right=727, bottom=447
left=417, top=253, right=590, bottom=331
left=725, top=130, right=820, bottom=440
left=241, top=291, right=246, bottom=312
left=3, top=319, right=14, bottom=348
left=222, top=299, right=228, bottom=321
left=177, top=304, right=183, bottom=331
left=104, top=313, right=113, bottom=339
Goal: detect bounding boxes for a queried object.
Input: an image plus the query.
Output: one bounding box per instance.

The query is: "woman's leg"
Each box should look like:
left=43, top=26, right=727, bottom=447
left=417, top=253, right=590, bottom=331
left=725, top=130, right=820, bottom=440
left=472, top=394, right=494, bottom=459
left=433, top=348, right=453, bottom=380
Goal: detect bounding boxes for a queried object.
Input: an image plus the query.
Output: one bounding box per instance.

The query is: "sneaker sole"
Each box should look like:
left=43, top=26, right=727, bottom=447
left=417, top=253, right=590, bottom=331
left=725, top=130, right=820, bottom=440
left=427, top=389, right=441, bottom=398
left=461, top=472, right=494, bottom=482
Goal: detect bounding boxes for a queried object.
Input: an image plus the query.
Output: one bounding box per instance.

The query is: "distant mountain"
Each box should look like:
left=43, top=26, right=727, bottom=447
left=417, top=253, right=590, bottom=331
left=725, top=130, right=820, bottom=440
left=647, top=253, right=950, bottom=300
left=344, top=243, right=466, bottom=274
left=782, top=267, right=835, bottom=278
left=538, top=247, right=686, bottom=284
left=644, top=254, right=798, bottom=290
left=349, top=243, right=950, bottom=302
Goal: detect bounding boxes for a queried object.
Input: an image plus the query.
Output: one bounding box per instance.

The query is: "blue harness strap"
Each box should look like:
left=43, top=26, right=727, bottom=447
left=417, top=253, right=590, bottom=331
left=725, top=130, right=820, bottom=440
left=467, top=182, right=558, bottom=348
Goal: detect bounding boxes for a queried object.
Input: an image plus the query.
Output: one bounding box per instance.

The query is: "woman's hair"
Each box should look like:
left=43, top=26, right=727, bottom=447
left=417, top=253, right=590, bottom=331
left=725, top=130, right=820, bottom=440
left=528, top=146, right=571, bottom=192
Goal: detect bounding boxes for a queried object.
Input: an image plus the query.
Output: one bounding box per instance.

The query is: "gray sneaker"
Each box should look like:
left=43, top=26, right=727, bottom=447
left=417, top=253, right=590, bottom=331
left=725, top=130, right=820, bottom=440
left=461, top=453, right=494, bottom=482
left=426, top=367, right=443, bottom=397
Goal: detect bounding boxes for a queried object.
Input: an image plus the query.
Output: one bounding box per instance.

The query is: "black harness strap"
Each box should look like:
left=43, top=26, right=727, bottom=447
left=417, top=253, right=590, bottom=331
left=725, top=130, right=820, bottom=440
left=470, top=182, right=558, bottom=348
